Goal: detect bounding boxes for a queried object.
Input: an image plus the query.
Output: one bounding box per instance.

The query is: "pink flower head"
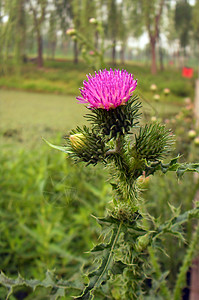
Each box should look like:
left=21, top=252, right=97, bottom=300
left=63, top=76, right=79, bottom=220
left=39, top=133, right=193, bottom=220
left=76, top=69, right=137, bottom=110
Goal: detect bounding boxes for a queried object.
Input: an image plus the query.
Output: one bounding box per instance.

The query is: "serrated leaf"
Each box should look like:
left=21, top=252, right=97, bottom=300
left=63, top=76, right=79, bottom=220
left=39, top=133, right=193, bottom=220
left=96, top=215, right=120, bottom=226
left=154, top=207, right=199, bottom=242
left=90, top=243, right=111, bottom=253
left=145, top=156, right=199, bottom=178
left=176, top=163, right=199, bottom=178
left=0, top=270, right=76, bottom=299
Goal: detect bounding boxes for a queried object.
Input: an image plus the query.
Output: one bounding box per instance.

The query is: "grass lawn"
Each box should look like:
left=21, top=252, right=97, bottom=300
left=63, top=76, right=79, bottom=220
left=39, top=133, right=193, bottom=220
left=0, top=90, right=85, bottom=148
left=1, top=89, right=183, bottom=149
left=0, top=59, right=195, bottom=102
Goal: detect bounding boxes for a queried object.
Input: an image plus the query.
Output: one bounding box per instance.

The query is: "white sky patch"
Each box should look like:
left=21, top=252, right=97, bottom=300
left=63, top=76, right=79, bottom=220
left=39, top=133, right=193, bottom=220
left=128, top=33, right=149, bottom=50
left=2, top=15, right=8, bottom=22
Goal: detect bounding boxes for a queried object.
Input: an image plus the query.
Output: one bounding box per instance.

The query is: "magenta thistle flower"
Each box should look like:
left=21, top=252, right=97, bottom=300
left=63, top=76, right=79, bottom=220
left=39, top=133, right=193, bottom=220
left=77, top=69, right=137, bottom=110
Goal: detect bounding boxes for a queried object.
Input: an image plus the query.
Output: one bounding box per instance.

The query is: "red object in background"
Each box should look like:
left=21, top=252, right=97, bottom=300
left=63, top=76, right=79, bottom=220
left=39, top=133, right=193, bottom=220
left=182, top=67, right=194, bottom=78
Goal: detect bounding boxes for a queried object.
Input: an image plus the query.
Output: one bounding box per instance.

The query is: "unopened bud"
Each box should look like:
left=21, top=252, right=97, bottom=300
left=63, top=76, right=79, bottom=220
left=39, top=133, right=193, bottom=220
left=150, top=84, right=157, bottom=91
left=188, top=130, right=196, bottom=139
left=151, top=116, right=157, bottom=122
left=154, top=94, right=160, bottom=101
left=135, top=233, right=150, bottom=252
left=194, top=137, right=199, bottom=146
left=164, top=88, right=170, bottom=95
left=69, top=133, right=85, bottom=148
left=81, top=47, right=87, bottom=54
left=89, top=18, right=97, bottom=24
left=66, top=28, right=76, bottom=36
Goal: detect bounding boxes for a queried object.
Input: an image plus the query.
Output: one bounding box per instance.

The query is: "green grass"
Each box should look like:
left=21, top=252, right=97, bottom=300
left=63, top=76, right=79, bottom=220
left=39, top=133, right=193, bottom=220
left=0, top=144, right=110, bottom=299
left=0, top=59, right=195, bottom=102
left=1, top=90, right=182, bottom=149
left=0, top=90, right=86, bottom=148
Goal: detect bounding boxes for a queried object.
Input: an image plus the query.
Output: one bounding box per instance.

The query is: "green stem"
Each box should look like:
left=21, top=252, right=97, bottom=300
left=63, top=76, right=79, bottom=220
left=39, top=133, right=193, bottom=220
left=77, top=222, right=123, bottom=300
left=173, top=222, right=199, bottom=300
left=93, top=221, right=123, bottom=291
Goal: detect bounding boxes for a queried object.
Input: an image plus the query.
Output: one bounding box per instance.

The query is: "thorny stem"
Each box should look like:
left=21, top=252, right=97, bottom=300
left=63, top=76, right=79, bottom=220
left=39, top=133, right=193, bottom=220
left=105, top=136, right=124, bottom=156
left=173, top=222, right=199, bottom=300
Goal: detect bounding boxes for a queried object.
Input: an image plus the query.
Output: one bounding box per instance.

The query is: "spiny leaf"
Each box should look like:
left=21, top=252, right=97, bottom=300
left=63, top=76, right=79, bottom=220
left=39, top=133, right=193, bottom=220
left=90, top=243, right=111, bottom=253
left=0, top=270, right=79, bottom=300
left=95, top=215, right=121, bottom=226
left=145, top=156, right=199, bottom=178
left=154, top=207, right=199, bottom=241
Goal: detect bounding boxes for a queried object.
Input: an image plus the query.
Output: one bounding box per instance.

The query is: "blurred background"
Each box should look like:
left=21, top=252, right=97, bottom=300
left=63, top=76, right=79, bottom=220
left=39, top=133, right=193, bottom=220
left=1, top=0, right=199, bottom=299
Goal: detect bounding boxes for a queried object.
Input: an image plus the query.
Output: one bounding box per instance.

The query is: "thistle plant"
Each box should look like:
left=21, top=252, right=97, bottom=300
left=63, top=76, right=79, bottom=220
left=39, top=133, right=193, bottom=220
left=45, top=69, right=199, bottom=299
left=1, top=69, right=199, bottom=299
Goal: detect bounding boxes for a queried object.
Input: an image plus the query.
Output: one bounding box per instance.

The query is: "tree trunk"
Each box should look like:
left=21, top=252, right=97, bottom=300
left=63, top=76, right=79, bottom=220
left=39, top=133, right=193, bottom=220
left=158, top=38, right=164, bottom=72
left=95, top=31, right=99, bottom=50
left=151, top=38, right=157, bottom=74
left=51, top=42, right=56, bottom=59
left=73, top=40, right=78, bottom=64
left=190, top=257, right=199, bottom=299
left=112, top=39, right=116, bottom=65
left=37, top=33, right=43, bottom=68
left=120, top=43, right=125, bottom=65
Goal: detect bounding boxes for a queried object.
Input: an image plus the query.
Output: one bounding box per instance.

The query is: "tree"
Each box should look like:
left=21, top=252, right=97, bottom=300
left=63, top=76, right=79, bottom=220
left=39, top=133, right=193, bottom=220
left=0, top=0, right=26, bottom=73
left=15, top=0, right=26, bottom=66
left=48, top=11, right=57, bottom=59
left=175, top=0, right=192, bottom=57
left=141, top=0, right=165, bottom=74
left=127, top=0, right=165, bottom=74
left=54, top=0, right=73, bottom=57
left=0, top=0, right=4, bottom=68
left=29, top=0, right=47, bottom=68
left=117, top=2, right=128, bottom=64
left=192, top=0, right=199, bottom=44
left=71, top=0, right=81, bottom=64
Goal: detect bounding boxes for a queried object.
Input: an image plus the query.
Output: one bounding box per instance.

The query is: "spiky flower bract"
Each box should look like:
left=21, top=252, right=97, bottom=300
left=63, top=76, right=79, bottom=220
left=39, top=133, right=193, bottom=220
left=133, top=123, right=174, bottom=161
left=67, top=126, right=106, bottom=165
left=77, top=69, right=137, bottom=110
left=86, top=96, right=141, bottom=139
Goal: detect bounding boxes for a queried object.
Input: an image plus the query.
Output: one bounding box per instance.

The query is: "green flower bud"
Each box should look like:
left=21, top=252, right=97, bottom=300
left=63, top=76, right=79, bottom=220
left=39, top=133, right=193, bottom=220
left=81, top=47, right=87, bottom=54
left=112, top=203, right=138, bottom=223
left=194, top=137, right=199, bottom=146
left=154, top=94, right=160, bottom=101
left=69, top=133, right=85, bottom=149
left=89, top=18, right=97, bottom=24
left=67, top=127, right=106, bottom=165
left=135, top=233, right=150, bottom=252
left=164, top=88, right=170, bottom=95
left=150, top=84, right=157, bottom=92
left=66, top=28, right=76, bottom=36
left=188, top=130, right=196, bottom=139
left=133, top=123, right=174, bottom=161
